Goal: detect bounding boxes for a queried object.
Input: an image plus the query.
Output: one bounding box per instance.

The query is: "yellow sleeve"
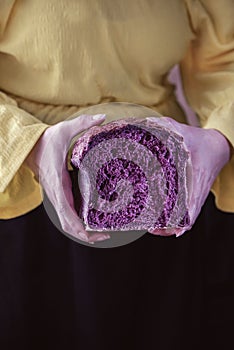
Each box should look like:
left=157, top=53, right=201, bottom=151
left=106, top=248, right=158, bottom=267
left=0, top=164, right=44, bottom=219
left=0, top=0, right=48, bottom=218
left=0, top=91, right=50, bottom=219
left=180, top=0, right=234, bottom=212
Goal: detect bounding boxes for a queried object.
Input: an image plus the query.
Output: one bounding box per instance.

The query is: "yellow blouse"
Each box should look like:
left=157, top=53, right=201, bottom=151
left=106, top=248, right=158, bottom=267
left=0, top=0, right=234, bottom=219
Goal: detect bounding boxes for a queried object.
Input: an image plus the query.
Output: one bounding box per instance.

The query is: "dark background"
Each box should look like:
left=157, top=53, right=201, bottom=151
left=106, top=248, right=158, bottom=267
left=0, top=192, right=234, bottom=350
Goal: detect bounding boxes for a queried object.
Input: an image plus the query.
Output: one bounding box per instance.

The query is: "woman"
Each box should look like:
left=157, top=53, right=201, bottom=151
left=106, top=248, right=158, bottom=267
left=0, top=1, right=234, bottom=349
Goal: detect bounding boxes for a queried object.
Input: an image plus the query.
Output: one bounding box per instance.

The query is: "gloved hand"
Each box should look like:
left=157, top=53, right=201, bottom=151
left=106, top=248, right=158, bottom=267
left=146, top=116, right=231, bottom=237
left=25, top=113, right=111, bottom=244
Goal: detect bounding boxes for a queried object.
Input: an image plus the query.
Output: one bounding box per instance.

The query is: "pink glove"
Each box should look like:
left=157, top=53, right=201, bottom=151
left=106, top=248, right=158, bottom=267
left=25, top=113, right=111, bottom=244
left=146, top=116, right=231, bottom=237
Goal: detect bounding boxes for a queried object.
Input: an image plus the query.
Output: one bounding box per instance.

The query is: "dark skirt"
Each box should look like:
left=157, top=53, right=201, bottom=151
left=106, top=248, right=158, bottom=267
left=0, top=193, right=234, bottom=350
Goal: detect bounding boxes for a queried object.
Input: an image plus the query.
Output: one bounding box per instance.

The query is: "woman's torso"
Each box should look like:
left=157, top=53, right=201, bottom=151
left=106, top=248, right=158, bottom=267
left=0, top=0, right=194, bottom=123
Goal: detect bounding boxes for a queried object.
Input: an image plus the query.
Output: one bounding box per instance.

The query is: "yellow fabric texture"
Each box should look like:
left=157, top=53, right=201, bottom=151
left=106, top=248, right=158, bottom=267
left=180, top=0, right=234, bottom=211
left=0, top=0, right=233, bottom=219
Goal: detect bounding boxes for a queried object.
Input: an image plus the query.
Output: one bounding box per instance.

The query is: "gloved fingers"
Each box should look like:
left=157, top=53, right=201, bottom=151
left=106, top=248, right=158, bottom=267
left=37, top=132, right=110, bottom=244
left=146, top=116, right=179, bottom=130
left=56, top=168, right=110, bottom=244
left=148, top=227, right=186, bottom=237
left=62, top=113, right=106, bottom=140
left=146, top=116, right=191, bottom=140
left=55, top=196, right=110, bottom=244
left=86, top=232, right=111, bottom=243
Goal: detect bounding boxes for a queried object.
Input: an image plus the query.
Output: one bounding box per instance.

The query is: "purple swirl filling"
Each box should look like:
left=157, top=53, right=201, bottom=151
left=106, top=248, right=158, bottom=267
left=70, top=118, right=190, bottom=232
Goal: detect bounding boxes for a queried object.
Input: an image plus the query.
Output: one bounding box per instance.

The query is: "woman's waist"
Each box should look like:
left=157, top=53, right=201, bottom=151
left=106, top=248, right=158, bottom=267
left=7, top=91, right=187, bottom=125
